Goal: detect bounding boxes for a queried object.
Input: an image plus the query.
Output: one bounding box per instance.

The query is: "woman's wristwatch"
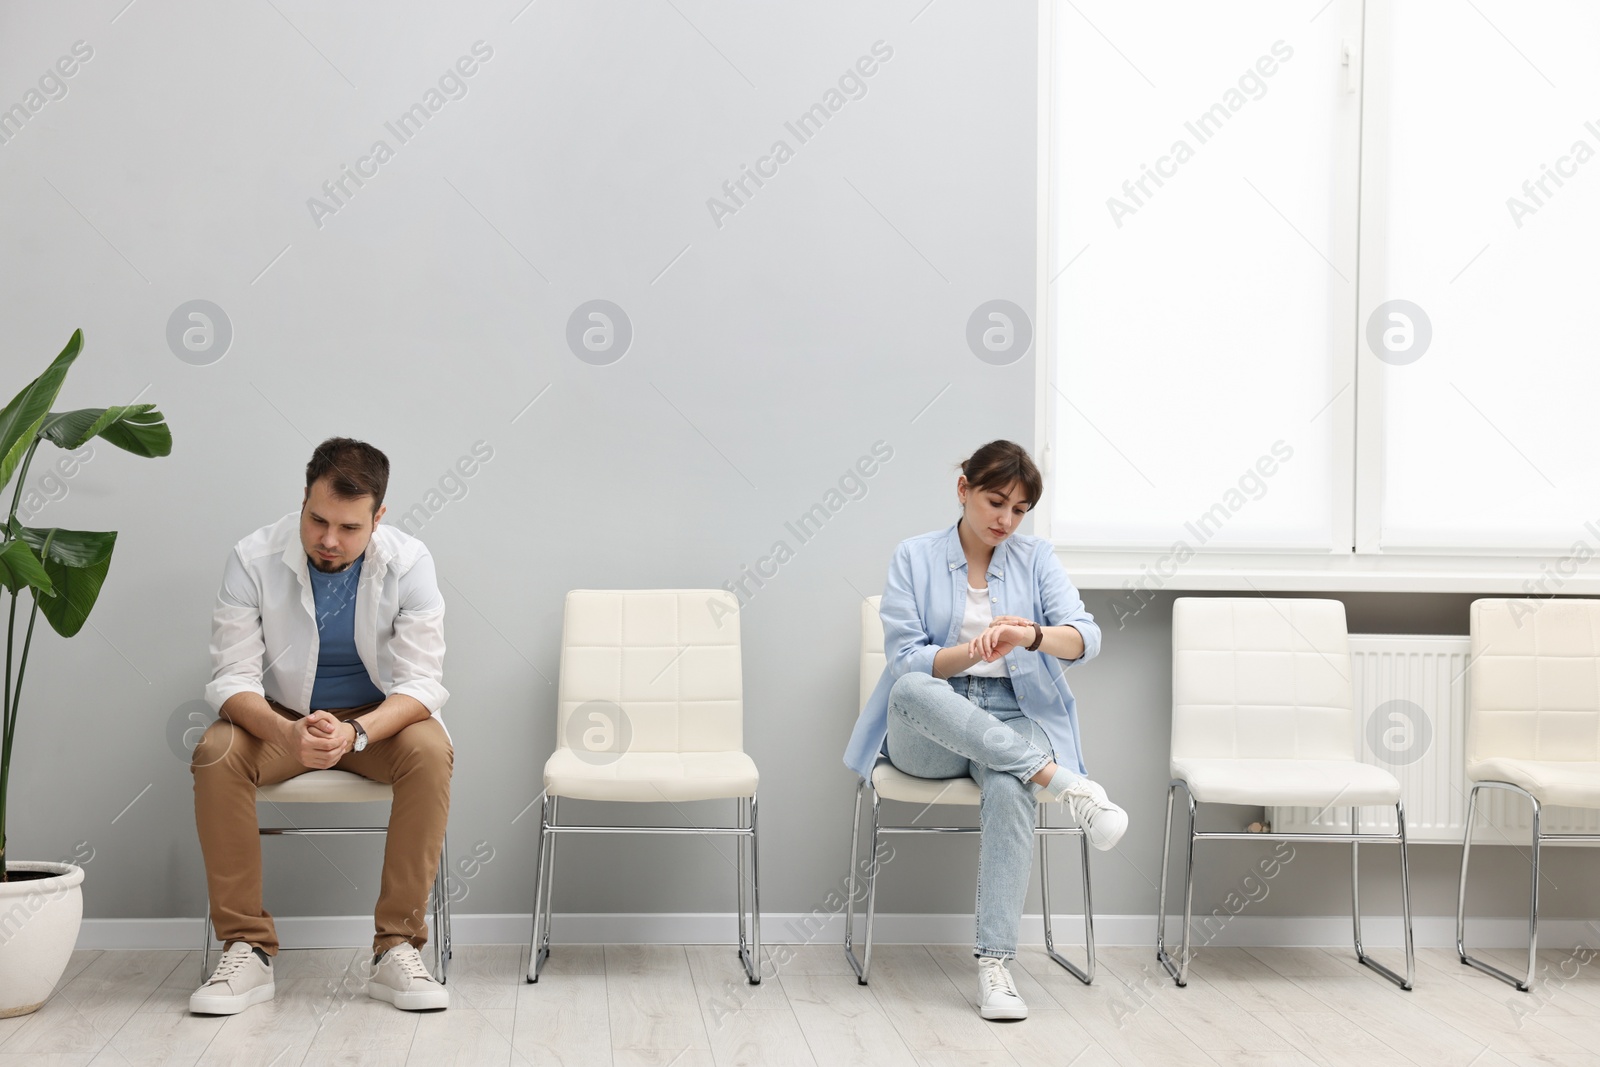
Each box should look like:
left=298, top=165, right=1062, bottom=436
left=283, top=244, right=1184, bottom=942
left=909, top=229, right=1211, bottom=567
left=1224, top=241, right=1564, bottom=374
left=1026, top=622, right=1044, bottom=652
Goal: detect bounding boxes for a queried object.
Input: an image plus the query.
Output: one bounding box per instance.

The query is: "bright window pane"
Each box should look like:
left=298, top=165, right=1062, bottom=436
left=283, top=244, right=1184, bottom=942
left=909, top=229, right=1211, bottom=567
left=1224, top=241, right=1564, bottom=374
left=1050, top=2, right=1353, bottom=550
left=1370, top=1, right=1600, bottom=549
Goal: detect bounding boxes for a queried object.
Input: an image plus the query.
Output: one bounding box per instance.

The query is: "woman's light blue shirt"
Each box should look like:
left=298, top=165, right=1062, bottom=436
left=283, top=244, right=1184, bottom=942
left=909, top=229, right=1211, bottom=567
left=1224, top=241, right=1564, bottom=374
left=843, top=522, right=1102, bottom=780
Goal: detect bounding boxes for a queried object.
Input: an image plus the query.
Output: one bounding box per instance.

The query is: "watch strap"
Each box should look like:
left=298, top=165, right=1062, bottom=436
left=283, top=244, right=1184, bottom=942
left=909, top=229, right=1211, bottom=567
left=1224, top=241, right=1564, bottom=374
left=1027, top=622, right=1044, bottom=652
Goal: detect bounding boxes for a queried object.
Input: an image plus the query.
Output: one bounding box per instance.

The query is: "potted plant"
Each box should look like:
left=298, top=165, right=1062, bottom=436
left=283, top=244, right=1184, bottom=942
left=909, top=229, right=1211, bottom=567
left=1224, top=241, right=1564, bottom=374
left=0, top=330, right=171, bottom=1016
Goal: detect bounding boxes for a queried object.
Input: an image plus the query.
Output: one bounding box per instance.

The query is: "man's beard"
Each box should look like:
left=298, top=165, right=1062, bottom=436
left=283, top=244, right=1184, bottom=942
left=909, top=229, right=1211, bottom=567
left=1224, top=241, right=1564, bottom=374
left=310, top=553, right=354, bottom=574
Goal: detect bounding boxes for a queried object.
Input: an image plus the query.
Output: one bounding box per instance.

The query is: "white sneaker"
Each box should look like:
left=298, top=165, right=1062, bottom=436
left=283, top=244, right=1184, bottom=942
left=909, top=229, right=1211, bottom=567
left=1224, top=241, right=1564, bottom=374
left=978, top=956, right=1027, bottom=1020
left=190, top=942, right=275, bottom=1015
left=368, top=943, right=449, bottom=1010
left=1041, top=773, right=1128, bottom=851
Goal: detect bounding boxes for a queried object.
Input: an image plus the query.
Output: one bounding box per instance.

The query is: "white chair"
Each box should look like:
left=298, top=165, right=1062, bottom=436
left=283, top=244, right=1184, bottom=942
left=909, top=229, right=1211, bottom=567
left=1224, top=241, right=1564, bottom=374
left=1458, top=598, right=1600, bottom=991
left=1157, top=597, right=1414, bottom=990
left=200, top=769, right=452, bottom=983
left=527, top=589, right=761, bottom=984
left=842, top=596, right=1095, bottom=985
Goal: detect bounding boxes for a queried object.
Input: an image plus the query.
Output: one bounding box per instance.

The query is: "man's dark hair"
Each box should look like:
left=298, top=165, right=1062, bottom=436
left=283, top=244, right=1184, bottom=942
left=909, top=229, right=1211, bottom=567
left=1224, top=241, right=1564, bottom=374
left=305, top=437, right=389, bottom=513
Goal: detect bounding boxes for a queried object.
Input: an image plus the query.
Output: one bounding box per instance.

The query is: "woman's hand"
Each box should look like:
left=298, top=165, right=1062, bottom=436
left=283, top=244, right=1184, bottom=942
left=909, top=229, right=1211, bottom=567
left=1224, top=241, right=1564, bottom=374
left=989, top=618, right=1085, bottom=662
left=969, top=624, right=1031, bottom=663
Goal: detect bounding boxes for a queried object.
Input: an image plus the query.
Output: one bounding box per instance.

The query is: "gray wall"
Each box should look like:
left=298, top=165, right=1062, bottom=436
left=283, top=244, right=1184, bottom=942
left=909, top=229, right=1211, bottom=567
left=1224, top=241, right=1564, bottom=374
left=2, top=0, right=1592, bottom=937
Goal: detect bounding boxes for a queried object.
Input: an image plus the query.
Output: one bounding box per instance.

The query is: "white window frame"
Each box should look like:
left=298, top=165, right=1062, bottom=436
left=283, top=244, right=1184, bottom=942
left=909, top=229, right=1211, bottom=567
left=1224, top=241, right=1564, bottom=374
left=1034, top=0, right=1600, bottom=594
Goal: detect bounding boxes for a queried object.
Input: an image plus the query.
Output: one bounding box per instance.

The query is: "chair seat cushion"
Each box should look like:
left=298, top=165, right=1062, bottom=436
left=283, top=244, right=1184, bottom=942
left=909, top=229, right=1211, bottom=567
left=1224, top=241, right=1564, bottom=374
left=1171, top=758, right=1400, bottom=807
left=1468, top=759, right=1600, bottom=808
left=544, top=749, right=758, bottom=802
left=257, top=770, right=393, bottom=804
left=871, top=761, right=983, bottom=806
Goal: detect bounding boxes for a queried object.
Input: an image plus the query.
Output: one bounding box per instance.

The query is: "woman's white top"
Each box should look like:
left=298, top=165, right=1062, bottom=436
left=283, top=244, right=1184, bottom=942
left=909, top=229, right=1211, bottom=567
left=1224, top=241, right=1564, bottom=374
left=954, top=581, right=1008, bottom=677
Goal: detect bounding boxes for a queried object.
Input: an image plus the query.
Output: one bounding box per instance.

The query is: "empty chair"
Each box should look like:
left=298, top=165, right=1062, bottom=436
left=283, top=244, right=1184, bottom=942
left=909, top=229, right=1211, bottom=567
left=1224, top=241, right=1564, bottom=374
left=1157, top=597, right=1414, bottom=990
left=527, top=589, right=761, bottom=984
left=1458, top=598, right=1600, bottom=991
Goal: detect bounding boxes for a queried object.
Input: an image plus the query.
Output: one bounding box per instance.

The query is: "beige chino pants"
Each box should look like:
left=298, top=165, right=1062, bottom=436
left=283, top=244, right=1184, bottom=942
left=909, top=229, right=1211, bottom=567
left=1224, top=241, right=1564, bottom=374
left=190, top=700, right=452, bottom=957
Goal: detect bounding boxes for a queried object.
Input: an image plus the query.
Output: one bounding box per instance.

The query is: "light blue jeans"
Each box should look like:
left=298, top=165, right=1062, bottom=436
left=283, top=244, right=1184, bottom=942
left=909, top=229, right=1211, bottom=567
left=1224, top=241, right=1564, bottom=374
left=885, top=671, right=1053, bottom=959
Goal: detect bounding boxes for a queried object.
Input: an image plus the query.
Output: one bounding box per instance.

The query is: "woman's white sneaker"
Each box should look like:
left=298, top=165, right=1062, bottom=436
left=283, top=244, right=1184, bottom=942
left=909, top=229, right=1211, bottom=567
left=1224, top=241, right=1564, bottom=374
left=368, top=943, right=450, bottom=1010
left=1040, top=773, right=1128, bottom=850
left=977, top=956, right=1028, bottom=1020
left=190, top=942, right=274, bottom=1015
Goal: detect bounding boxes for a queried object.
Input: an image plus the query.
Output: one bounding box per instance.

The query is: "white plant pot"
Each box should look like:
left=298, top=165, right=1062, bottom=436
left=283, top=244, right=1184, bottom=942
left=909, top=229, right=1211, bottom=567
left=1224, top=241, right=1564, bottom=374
left=0, top=861, right=84, bottom=1017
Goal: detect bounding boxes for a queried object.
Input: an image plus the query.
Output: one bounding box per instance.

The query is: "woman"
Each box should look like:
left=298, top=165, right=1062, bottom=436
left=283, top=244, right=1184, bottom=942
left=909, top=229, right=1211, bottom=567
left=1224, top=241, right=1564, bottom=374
left=844, top=439, right=1126, bottom=1021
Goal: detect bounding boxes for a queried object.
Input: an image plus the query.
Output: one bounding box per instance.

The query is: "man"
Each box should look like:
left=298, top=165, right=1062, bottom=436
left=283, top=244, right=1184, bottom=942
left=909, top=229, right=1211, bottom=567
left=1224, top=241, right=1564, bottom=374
left=190, top=437, right=453, bottom=1015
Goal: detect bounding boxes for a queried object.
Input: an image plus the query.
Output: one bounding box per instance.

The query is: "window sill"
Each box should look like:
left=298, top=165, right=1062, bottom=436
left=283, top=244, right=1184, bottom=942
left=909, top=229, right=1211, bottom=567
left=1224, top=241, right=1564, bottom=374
left=1054, top=546, right=1593, bottom=595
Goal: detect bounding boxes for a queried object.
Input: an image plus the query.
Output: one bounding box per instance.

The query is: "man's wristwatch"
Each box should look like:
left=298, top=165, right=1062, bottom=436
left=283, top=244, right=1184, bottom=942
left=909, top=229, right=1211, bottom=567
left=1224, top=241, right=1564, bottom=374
left=1026, top=622, right=1044, bottom=652
left=347, top=719, right=369, bottom=753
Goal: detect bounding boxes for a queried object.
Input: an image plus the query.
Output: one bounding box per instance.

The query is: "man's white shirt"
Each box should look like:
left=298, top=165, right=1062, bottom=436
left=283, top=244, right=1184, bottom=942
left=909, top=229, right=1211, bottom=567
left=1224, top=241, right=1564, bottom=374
left=205, top=512, right=449, bottom=735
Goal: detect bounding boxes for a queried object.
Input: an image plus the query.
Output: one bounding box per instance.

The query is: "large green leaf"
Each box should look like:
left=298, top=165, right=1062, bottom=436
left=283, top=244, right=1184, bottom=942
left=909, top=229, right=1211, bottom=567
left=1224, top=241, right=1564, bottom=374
left=10, top=524, right=115, bottom=635
left=0, top=331, right=82, bottom=492
left=42, top=405, right=171, bottom=458
left=11, top=522, right=116, bottom=569
left=98, top=407, right=171, bottom=457
left=0, top=537, right=53, bottom=597
left=33, top=540, right=113, bottom=638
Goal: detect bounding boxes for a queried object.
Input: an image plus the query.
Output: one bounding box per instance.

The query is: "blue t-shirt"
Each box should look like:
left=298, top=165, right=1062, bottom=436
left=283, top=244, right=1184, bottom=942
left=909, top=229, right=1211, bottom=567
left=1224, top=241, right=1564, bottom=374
left=308, top=553, right=386, bottom=710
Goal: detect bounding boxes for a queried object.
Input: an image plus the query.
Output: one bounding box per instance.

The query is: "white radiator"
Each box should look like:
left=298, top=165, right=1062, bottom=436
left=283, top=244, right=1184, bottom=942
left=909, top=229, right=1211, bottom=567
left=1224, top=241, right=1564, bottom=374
left=1267, top=634, right=1600, bottom=844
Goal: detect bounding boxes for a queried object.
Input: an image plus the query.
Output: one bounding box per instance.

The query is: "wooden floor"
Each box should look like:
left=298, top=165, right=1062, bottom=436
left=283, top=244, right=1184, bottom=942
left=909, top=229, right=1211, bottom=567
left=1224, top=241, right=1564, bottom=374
left=1, top=941, right=1596, bottom=1066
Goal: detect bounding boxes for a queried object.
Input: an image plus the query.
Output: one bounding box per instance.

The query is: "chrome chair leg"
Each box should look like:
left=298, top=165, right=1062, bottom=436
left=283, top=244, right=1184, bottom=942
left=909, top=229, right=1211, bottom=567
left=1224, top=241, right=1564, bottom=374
left=843, top=780, right=1104, bottom=990
left=843, top=780, right=866, bottom=975
left=527, top=795, right=556, bottom=983
left=1038, top=804, right=1093, bottom=984
left=1155, top=782, right=1415, bottom=994
left=1458, top=781, right=1540, bottom=991
left=854, top=789, right=884, bottom=985
left=1155, top=781, right=1175, bottom=978
left=433, top=832, right=452, bottom=985
left=1528, top=798, right=1542, bottom=989
left=744, top=795, right=762, bottom=985
left=1156, top=781, right=1197, bottom=987
left=736, top=796, right=748, bottom=962
left=1155, top=781, right=1174, bottom=977
left=1455, top=782, right=1480, bottom=975
left=443, top=835, right=454, bottom=974
left=197, top=806, right=453, bottom=986
left=1351, top=806, right=1361, bottom=962
left=1078, top=828, right=1096, bottom=982
left=200, top=897, right=213, bottom=984
left=1177, top=787, right=1197, bottom=987
left=1350, top=803, right=1414, bottom=990
left=431, top=847, right=445, bottom=982
left=734, top=795, right=761, bottom=985
left=1398, top=802, right=1415, bottom=989
left=524, top=793, right=759, bottom=989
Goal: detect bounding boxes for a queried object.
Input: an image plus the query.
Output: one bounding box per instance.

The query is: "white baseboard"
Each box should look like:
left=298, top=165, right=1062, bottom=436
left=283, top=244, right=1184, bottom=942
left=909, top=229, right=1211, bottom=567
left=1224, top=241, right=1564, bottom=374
left=76, top=912, right=1600, bottom=952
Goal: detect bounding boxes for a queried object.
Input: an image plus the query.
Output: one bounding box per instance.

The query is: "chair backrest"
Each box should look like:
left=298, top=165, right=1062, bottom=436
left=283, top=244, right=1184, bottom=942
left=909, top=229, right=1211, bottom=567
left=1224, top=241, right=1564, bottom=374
left=860, top=595, right=885, bottom=709
left=1171, top=597, right=1356, bottom=762
left=557, top=589, right=744, bottom=755
left=1469, top=598, right=1600, bottom=764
